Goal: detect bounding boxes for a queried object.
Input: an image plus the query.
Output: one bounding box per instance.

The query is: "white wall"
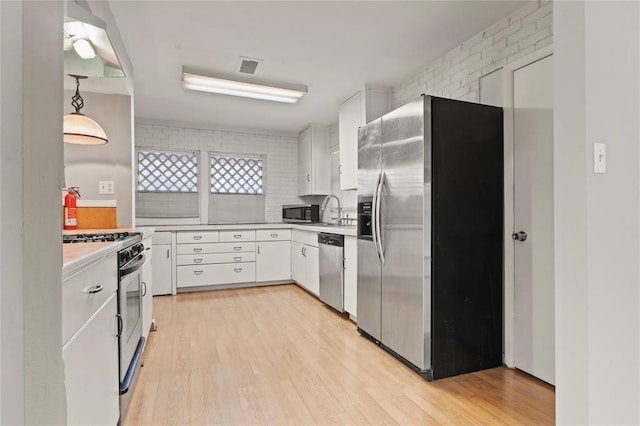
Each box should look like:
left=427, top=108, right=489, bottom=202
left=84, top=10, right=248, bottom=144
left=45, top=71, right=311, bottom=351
left=0, top=1, right=67, bottom=424
left=393, top=1, right=552, bottom=107
left=64, top=90, right=134, bottom=227
left=555, top=1, right=640, bottom=423
left=135, top=121, right=301, bottom=223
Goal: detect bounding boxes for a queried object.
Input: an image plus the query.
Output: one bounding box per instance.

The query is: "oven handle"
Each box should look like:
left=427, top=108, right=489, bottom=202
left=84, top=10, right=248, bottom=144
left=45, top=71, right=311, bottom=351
left=116, top=313, right=123, bottom=337
left=119, top=254, right=146, bottom=277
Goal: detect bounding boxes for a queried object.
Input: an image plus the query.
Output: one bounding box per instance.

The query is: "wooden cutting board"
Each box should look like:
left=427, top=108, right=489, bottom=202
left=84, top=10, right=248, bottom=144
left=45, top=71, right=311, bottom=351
left=63, top=207, right=117, bottom=229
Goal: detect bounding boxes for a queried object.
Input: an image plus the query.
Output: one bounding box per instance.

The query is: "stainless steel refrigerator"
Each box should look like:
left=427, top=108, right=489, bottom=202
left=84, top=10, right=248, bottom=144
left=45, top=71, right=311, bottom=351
left=357, top=95, right=503, bottom=381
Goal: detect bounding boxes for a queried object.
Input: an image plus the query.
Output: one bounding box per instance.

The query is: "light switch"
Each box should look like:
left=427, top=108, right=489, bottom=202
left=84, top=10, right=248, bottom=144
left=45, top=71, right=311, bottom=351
left=99, top=181, right=115, bottom=194
left=594, top=143, right=606, bottom=174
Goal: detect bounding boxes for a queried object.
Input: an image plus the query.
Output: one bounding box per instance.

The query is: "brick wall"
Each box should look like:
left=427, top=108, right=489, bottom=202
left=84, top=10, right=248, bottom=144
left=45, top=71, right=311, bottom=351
left=135, top=122, right=300, bottom=223
left=393, top=0, right=552, bottom=107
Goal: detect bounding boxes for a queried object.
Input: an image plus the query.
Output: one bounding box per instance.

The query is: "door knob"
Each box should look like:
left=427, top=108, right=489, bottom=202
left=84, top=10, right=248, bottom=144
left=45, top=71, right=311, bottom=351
left=512, top=231, right=528, bottom=242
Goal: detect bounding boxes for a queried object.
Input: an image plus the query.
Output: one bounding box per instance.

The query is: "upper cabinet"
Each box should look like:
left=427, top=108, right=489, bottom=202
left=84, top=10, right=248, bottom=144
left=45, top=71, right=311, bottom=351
left=298, top=125, right=330, bottom=196
left=338, top=86, right=392, bottom=190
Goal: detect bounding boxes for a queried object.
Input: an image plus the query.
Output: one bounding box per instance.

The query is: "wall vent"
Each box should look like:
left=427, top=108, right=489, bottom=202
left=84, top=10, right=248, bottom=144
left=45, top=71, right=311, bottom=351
left=237, top=57, right=262, bottom=75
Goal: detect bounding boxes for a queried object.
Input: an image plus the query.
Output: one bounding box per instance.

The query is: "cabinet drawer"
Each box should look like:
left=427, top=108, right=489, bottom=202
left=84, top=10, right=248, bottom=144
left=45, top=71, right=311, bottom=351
left=219, top=230, right=256, bottom=242
left=177, top=252, right=256, bottom=266
left=62, top=252, right=118, bottom=345
left=256, top=229, right=291, bottom=241
left=177, top=263, right=256, bottom=287
left=153, top=232, right=172, bottom=245
left=176, top=242, right=255, bottom=255
left=177, top=231, right=219, bottom=244
left=292, top=229, right=319, bottom=247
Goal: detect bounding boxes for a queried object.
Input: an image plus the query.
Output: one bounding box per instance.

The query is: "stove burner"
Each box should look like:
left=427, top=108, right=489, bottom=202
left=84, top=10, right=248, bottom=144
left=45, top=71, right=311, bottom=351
left=63, top=232, right=132, bottom=244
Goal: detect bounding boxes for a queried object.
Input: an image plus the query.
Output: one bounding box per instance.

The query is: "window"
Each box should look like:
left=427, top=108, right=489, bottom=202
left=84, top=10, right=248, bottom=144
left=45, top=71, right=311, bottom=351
left=138, top=150, right=198, bottom=192
left=136, top=149, right=200, bottom=218
left=208, top=153, right=266, bottom=223
left=210, top=155, right=264, bottom=195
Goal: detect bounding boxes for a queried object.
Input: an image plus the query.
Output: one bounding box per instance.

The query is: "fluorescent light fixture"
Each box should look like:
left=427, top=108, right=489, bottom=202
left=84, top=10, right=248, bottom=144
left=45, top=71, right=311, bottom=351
left=72, top=39, right=96, bottom=59
left=182, top=71, right=307, bottom=104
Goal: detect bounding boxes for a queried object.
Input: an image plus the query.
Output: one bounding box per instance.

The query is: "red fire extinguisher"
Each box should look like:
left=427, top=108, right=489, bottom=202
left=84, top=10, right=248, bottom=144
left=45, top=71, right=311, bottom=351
left=64, top=187, right=80, bottom=230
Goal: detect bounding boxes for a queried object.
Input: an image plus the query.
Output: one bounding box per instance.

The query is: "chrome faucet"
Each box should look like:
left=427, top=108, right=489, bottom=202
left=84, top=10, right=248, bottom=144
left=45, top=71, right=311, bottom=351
left=320, top=194, right=342, bottom=224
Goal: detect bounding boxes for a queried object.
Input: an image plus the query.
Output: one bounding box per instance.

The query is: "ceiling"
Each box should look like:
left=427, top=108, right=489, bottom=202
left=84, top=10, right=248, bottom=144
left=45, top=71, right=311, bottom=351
left=106, top=1, right=524, bottom=135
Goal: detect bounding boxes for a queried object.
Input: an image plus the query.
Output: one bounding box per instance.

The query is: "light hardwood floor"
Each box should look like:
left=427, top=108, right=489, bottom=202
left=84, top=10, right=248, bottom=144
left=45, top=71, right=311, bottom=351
left=125, top=284, right=554, bottom=425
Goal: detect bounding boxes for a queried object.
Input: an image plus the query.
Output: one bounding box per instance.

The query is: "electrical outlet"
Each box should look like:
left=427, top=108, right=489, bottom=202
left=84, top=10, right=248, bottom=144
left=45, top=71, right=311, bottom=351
left=99, top=181, right=115, bottom=194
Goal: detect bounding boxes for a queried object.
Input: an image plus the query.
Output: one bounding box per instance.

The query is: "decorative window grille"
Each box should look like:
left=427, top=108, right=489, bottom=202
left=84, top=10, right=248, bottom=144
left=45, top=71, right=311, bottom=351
left=210, top=155, right=264, bottom=195
left=137, top=150, right=198, bottom=193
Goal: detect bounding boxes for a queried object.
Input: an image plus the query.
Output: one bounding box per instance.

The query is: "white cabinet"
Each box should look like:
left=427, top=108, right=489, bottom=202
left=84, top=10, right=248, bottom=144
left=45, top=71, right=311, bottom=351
left=338, top=86, right=392, bottom=190
left=256, top=241, right=291, bottom=282
left=291, top=231, right=320, bottom=296
left=298, top=125, right=330, bottom=196
left=256, top=229, right=291, bottom=282
left=344, top=236, right=358, bottom=318
left=176, top=229, right=256, bottom=289
left=152, top=232, right=173, bottom=295
left=63, top=293, right=119, bottom=426
left=141, top=235, right=153, bottom=341
left=306, top=245, right=319, bottom=296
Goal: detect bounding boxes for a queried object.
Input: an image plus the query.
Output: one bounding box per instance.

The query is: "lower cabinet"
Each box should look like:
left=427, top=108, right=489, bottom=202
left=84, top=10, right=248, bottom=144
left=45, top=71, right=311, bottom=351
left=63, top=294, right=119, bottom=426
left=177, top=262, right=256, bottom=287
left=256, top=240, right=291, bottom=282
left=152, top=232, right=173, bottom=295
left=291, top=240, right=319, bottom=296
left=344, top=236, right=357, bottom=318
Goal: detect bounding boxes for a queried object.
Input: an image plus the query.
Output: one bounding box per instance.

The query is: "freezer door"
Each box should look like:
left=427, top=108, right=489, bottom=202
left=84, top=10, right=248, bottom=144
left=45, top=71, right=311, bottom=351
left=357, top=119, right=382, bottom=339
left=380, top=96, right=428, bottom=370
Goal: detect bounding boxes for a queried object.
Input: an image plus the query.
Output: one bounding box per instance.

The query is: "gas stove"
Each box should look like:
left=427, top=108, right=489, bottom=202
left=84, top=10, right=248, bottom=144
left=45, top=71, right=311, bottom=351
left=63, top=232, right=134, bottom=244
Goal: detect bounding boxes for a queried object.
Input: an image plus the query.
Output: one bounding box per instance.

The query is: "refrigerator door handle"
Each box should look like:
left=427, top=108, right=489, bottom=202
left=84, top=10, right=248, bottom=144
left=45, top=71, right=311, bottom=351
left=376, top=171, right=386, bottom=264
left=372, top=172, right=382, bottom=263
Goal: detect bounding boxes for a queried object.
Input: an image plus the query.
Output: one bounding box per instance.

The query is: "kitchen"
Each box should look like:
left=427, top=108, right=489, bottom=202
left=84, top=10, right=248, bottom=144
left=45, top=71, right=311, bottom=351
left=3, top=1, right=640, bottom=425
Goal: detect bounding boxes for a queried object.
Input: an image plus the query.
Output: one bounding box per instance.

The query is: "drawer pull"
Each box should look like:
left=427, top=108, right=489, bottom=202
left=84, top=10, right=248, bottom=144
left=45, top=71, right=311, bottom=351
left=84, top=285, right=104, bottom=294
left=270, top=233, right=278, bottom=238
left=234, top=268, right=243, bottom=273
left=193, top=248, right=203, bottom=253
left=233, top=234, right=242, bottom=239
left=193, top=258, right=203, bottom=263
left=194, top=270, right=203, bottom=275
left=233, top=256, right=242, bottom=262
left=145, top=247, right=151, bottom=251
left=193, top=235, right=203, bottom=240
left=234, top=246, right=242, bottom=251
left=142, top=282, right=147, bottom=297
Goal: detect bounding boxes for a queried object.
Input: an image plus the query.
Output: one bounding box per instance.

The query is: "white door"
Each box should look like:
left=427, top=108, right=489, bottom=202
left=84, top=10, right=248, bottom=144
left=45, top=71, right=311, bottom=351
left=513, top=54, right=555, bottom=385
left=256, top=241, right=291, bottom=282
left=298, top=127, right=312, bottom=195
left=152, top=244, right=172, bottom=295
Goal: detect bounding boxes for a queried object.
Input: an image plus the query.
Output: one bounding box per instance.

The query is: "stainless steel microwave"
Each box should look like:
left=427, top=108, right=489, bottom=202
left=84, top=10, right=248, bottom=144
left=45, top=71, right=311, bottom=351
left=282, top=204, right=320, bottom=223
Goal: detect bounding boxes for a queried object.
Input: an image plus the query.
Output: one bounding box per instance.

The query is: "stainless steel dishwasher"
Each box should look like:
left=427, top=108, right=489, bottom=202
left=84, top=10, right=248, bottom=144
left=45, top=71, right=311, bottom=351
left=318, top=233, right=345, bottom=312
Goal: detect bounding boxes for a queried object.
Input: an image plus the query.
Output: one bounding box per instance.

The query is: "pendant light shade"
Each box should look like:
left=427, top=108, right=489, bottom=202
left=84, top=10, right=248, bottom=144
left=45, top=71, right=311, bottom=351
left=63, top=113, right=108, bottom=144
left=63, top=75, right=108, bottom=145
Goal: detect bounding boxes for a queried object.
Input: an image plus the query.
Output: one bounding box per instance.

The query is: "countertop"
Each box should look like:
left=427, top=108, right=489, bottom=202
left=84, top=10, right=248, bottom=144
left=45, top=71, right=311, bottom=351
left=152, top=223, right=357, bottom=237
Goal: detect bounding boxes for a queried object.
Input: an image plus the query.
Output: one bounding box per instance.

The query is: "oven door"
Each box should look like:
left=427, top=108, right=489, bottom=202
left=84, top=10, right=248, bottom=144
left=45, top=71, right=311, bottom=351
left=118, top=254, right=144, bottom=381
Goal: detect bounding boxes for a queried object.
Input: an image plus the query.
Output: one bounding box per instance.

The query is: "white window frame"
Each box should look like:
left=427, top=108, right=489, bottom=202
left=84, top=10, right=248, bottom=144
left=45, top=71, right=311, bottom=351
left=135, top=147, right=204, bottom=225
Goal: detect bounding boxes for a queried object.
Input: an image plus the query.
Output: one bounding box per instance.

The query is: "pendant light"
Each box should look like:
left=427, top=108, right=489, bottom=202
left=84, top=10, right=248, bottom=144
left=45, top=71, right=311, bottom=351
left=63, top=75, right=108, bottom=145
